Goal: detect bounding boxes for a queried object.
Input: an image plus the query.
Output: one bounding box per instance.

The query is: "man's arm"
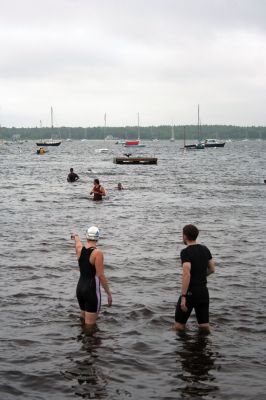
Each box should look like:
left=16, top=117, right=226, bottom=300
left=181, top=262, right=191, bottom=294
left=181, top=262, right=191, bottom=312
left=95, top=250, right=112, bottom=306
left=207, top=259, right=215, bottom=276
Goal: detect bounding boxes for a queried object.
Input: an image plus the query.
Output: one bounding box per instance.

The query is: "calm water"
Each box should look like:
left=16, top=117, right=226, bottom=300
left=0, top=139, right=265, bottom=400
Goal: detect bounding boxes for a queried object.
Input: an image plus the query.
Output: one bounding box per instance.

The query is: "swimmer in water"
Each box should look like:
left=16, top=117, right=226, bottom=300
left=90, top=178, right=106, bottom=201
left=67, top=168, right=79, bottom=182
left=71, top=226, right=112, bottom=326
left=174, top=224, right=215, bottom=333
left=117, top=182, right=124, bottom=190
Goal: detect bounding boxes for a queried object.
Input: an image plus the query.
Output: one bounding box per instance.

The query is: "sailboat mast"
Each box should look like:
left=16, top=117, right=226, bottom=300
left=104, top=113, right=107, bottom=137
left=51, top=107, right=54, bottom=129
left=137, top=112, right=140, bottom=140
left=197, top=104, right=200, bottom=142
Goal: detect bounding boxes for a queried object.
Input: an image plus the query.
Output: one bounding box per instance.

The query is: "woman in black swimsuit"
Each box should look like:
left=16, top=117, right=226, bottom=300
left=71, top=226, right=112, bottom=326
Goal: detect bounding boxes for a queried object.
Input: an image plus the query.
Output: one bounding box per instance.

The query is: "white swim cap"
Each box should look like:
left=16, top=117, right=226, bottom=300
left=86, top=226, right=100, bottom=241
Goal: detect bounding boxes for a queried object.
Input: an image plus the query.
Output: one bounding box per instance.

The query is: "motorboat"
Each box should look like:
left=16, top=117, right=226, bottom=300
left=202, top=139, right=225, bottom=148
left=114, top=156, right=157, bottom=164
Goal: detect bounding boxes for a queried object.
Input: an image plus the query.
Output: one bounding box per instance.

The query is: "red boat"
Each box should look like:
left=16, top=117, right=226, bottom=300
left=125, top=140, right=139, bottom=146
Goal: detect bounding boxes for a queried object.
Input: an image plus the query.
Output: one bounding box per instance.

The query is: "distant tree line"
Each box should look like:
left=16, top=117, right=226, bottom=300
left=0, top=125, right=265, bottom=140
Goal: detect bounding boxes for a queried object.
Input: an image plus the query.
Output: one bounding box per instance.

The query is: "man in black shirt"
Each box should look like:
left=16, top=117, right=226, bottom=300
left=175, top=224, right=215, bottom=332
left=67, top=168, right=79, bottom=183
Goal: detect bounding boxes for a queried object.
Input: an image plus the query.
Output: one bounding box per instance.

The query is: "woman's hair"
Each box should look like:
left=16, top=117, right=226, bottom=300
left=94, top=178, right=100, bottom=185
left=183, top=224, right=199, bottom=241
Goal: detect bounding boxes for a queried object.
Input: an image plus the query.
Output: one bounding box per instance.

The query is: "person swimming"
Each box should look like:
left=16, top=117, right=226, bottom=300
left=90, top=178, right=106, bottom=201
left=117, top=182, right=124, bottom=190
left=67, top=168, right=79, bottom=182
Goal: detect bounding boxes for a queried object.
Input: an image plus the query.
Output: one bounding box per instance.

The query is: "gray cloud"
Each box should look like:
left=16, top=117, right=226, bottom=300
left=0, top=0, right=266, bottom=126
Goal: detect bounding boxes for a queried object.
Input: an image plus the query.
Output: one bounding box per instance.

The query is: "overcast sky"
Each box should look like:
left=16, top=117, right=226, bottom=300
left=1, top=0, right=266, bottom=127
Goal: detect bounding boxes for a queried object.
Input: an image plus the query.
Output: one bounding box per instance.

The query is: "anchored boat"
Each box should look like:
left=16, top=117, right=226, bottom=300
left=36, top=107, right=61, bottom=146
left=123, top=113, right=146, bottom=148
left=114, top=156, right=157, bottom=165
left=124, top=139, right=146, bottom=148
left=95, top=148, right=109, bottom=153
left=36, top=139, right=61, bottom=146
left=182, top=124, right=205, bottom=151
left=184, top=105, right=205, bottom=150
left=201, top=139, right=225, bottom=148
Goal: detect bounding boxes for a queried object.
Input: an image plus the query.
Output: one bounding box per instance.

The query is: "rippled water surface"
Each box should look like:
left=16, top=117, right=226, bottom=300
left=0, top=139, right=265, bottom=400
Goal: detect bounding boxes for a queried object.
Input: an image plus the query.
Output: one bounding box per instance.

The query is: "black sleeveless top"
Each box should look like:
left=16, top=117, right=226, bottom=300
left=78, top=247, right=96, bottom=280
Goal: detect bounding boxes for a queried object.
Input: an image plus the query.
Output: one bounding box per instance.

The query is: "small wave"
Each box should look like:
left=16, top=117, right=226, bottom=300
left=0, top=384, right=24, bottom=397
left=131, top=341, right=151, bottom=352
left=128, top=306, right=154, bottom=319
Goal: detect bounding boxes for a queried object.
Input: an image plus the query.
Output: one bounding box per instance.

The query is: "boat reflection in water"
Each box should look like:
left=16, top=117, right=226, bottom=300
left=175, top=331, right=220, bottom=399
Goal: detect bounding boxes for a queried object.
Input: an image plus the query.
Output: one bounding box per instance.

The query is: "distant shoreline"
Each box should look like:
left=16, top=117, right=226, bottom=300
left=1, top=125, right=265, bottom=141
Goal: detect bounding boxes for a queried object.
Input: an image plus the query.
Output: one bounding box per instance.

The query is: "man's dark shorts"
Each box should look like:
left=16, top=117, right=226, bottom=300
left=175, top=286, right=209, bottom=324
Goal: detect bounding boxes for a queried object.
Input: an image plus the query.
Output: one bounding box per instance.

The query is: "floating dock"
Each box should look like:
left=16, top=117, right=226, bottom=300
left=113, top=156, right=157, bottom=165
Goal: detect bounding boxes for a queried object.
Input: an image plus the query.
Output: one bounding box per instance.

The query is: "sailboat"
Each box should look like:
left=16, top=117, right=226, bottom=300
left=170, top=125, right=175, bottom=142
left=66, top=128, right=72, bottom=141
left=36, top=107, right=61, bottom=146
left=184, top=105, right=205, bottom=150
left=181, top=126, right=187, bottom=151
left=124, top=113, right=145, bottom=147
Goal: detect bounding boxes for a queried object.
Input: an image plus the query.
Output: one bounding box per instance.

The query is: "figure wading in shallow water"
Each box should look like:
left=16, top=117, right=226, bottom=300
left=67, top=167, right=79, bottom=182
left=175, top=224, right=215, bottom=333
left=90, top=178, right=106, bottom=201
left=71, top=226, right=112, bottom=326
